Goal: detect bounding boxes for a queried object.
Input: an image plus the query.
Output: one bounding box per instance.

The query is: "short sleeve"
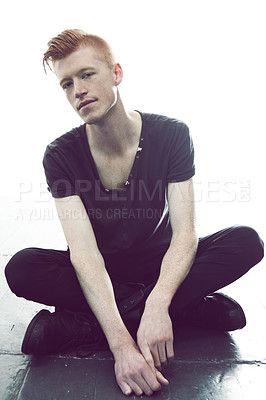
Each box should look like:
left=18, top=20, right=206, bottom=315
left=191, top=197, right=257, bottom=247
left=43, top=146, right=78, bottom=198
left=166, top=123, right=195, bottom=182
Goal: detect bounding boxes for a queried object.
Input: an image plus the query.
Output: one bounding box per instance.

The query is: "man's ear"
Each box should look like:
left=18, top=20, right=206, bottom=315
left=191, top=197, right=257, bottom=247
left=113, top=63, right=123, bottom=86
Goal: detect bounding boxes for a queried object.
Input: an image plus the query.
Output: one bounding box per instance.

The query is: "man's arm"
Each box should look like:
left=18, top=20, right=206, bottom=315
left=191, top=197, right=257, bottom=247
left=54, top=195, right=168, bottom=396
left=137, top=178, right=198, bottom=371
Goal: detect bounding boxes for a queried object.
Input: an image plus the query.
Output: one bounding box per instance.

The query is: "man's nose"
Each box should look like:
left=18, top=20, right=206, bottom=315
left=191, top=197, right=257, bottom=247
left=74, top=79, right=88, bottom=98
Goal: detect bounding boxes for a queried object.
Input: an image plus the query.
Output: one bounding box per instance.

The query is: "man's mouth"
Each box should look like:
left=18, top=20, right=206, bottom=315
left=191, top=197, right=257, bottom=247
left=78, top=99, right=97, bottom=111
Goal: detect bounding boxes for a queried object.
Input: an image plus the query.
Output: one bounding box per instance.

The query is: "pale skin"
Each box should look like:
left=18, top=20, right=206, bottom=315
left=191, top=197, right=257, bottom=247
left=53, top=45, right=198, bottom=396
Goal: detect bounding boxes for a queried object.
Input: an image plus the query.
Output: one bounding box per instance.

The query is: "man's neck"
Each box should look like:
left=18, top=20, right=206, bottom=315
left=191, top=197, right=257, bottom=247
left=86, top=98, right=141, bottom=156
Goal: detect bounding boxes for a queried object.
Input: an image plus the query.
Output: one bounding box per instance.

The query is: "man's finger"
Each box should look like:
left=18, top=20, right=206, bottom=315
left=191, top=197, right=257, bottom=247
left=158, top=341, right=167, bottom=365
left=166, top=338, right=174, bottom=361
left=155, top=369, right=169, bottom=386
left=138, top=340, right=156, bottom=371
left=118, top=381, right=132, bottom=396
left=149, top=343, right=162, bottom=370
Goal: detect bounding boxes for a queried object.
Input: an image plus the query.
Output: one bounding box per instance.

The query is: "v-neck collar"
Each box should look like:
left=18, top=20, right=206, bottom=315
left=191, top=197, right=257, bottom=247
left=80, top=111, right=145, bottom=193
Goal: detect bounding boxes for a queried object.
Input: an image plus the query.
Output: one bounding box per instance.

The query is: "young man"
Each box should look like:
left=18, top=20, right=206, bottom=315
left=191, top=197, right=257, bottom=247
left=5, top=29, right=264, bottom=397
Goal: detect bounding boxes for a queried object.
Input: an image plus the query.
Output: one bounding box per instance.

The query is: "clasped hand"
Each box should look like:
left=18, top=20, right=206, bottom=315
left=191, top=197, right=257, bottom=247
left=137, top=306, right=174, bottom=372
left=114, top=307, right=174, bottom=396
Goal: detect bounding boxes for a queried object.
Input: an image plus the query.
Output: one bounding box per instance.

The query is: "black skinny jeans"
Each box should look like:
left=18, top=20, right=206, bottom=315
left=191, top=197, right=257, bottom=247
left=5, top=225, right=264, bottom=325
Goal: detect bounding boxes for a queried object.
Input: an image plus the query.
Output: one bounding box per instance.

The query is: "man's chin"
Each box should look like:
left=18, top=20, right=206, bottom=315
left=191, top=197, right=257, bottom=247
left=83, top=117, right=101, bottom=125
left=79, top=104, right=116, bottom=125
left=78, top=112, right=100, bottom=125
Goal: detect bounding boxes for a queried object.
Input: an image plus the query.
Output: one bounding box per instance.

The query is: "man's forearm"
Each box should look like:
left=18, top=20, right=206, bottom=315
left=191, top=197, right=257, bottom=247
left=145, top=230, right=198, bottom=310
left=70, top=250, right=134, bottom=352
left=136, top=230, right=198, bottom=371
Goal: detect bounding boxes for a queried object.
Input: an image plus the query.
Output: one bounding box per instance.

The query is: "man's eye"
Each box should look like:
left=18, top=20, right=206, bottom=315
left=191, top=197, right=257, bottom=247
left=82, top=72, right=94, bottom=79
left=62, top=82, right=72, bottom=90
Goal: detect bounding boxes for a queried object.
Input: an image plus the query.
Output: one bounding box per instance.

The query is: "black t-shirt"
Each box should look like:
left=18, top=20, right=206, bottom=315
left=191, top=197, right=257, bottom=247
left=43, top=112, right=195, bottom=281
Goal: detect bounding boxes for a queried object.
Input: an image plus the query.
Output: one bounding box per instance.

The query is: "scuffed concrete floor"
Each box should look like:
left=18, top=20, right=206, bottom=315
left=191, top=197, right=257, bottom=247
left=0, top=197, right=265, bottom=399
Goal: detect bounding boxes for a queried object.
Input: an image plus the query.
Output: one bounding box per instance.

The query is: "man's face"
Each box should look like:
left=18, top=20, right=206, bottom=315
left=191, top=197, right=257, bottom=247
left=54, top=46, right=121, bottom=124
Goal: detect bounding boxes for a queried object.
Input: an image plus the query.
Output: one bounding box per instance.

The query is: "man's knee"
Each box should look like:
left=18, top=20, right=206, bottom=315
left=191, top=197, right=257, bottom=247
left=5, top=248, right=37, bottom=296
left=235, top=225, right=264, bottom=266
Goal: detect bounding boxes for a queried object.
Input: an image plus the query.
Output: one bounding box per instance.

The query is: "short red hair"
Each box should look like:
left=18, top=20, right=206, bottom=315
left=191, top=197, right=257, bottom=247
left=43, top=29, right=116, bottom=72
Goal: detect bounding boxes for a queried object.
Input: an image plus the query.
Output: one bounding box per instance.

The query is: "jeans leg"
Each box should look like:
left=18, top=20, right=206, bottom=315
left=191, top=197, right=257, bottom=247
left=5, top=225, right=264, bottom=328
left=169, top=225, right=264, bottom=318
left=5, top=247, right=90, bottom=312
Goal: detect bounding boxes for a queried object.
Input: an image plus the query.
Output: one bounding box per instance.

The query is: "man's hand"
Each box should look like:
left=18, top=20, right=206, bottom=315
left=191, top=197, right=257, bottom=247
left=137, top=305, right=174, bottom=372
left=113, top=341, right=169, bottom=396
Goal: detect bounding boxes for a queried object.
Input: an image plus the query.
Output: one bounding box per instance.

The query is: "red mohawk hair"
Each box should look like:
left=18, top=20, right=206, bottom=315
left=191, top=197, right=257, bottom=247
left=43, top=29, right=115, bottom=72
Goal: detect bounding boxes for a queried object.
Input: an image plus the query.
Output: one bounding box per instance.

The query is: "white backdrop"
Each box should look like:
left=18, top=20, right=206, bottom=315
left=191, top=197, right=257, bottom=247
left=1, top=0, right=265, bottom=240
